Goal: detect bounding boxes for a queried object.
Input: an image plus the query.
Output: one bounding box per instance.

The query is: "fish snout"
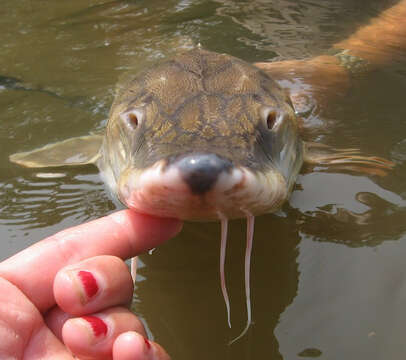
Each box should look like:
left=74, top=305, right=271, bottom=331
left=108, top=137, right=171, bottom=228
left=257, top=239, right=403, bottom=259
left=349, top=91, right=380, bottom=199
left=172, top=153, right=233, bottom=195
left=118, top=151, right=287, bottom=220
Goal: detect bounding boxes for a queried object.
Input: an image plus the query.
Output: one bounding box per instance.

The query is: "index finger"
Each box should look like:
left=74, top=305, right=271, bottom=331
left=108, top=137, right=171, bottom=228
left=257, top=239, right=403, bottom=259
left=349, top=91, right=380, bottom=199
left=0, top=210, right=182, bottom=312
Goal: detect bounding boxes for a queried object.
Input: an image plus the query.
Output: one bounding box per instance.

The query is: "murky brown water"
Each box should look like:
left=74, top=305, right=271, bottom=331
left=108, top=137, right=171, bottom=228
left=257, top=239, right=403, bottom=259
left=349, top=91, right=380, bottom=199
left=1, top=0, right=406, bottom=359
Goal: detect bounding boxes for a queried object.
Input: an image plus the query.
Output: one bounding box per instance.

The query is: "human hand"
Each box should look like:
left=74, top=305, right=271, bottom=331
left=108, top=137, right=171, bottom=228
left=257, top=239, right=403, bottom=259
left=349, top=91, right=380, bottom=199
left=0, top=210, right=182, bottom=359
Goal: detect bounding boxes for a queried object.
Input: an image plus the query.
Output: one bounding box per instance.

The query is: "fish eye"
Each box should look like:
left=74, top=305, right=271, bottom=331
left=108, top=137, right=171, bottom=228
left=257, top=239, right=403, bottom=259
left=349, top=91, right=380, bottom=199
left=266, top=111, right=277, bottom=130
left=120, top=109, right=143, bottom=129
left=261, top=107, right=280, bottom=131
left=128, top=113, right=138, bottom=127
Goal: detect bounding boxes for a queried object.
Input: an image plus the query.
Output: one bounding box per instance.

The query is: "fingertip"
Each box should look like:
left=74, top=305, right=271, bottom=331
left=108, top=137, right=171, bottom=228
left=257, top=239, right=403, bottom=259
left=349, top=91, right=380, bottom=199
left=113, top=332, right=171, bottom=360
left=113, top=332, right=146, bottom=359
left=112, top=210, right=183, bottom=234
left=62, top=307, right=148, bottom=359
left=53, top=270, right=87, bottom=315
left=62, top=315, right=109, bottom=346
left=54, top=256, right=134, bottom=316
left=62, top=315, right=112, bottom=358
left=110, top=210, right=183, bottom=254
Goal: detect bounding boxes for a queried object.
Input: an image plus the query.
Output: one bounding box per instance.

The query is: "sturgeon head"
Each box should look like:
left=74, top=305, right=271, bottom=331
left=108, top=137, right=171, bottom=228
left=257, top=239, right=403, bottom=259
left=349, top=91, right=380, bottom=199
left=99, top=48, right=304, bottom=221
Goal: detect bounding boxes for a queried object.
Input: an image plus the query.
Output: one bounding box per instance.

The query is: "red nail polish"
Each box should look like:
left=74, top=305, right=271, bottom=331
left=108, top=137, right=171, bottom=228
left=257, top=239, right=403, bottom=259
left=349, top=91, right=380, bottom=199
left=82, top=316, right=108, bottom=337
left=144, top=337, right=151, bottom=350
left=78, top=270, right=99, bottom=298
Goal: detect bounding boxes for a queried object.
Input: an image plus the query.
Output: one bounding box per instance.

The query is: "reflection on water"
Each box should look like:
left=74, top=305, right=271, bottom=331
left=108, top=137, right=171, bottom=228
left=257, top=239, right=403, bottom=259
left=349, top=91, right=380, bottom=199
left=214, top=0, right=394, bottom=60
left=291, top=173, right=406, bottom=246
left=0, top=1, right=405, bottom=359
left=0, top=171, right=114, bottom=229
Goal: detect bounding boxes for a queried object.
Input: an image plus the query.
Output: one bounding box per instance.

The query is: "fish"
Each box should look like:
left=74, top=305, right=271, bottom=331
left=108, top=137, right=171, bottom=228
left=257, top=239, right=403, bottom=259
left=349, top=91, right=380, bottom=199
left=9, top=47, right=393, bottom=343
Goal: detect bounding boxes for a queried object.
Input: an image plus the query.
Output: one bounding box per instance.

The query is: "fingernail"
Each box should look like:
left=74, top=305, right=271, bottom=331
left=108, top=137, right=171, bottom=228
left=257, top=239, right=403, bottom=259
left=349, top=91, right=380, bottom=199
left=82, top=315, right=108, bottom=338
left=144, top=337, right=151, bottom=351
left=77, top=270, right=99, bottom=299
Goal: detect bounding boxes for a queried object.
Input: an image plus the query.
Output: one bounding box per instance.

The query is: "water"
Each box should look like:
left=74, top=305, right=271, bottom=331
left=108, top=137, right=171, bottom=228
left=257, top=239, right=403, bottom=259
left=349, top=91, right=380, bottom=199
left=1, top=0, right=405, bottom=359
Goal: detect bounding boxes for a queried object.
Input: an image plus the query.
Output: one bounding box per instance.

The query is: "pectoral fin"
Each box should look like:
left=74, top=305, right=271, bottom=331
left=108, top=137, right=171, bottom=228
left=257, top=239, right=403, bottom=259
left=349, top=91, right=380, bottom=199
left=10, top=134, right=104, bottom=168
left=303, top=142, right=395, bottom=176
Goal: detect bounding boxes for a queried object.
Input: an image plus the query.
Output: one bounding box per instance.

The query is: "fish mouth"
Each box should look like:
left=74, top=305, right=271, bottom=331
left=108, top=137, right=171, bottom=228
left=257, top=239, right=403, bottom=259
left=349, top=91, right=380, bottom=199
left=117, top=152, right=288, bottom=221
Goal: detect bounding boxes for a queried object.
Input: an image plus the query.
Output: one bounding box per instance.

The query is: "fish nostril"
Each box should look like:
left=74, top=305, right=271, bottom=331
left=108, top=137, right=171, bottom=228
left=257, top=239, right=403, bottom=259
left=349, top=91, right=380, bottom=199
left=175, top=153, right=232, bottom=194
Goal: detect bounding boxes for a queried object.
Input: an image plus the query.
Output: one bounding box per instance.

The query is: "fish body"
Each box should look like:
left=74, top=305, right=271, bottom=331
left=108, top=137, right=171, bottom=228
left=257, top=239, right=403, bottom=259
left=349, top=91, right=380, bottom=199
left=9, top=48, right=393, bottom=342
left=100, top=48, right=303, bottom=220
left=9, top=47, right=394, bottom=217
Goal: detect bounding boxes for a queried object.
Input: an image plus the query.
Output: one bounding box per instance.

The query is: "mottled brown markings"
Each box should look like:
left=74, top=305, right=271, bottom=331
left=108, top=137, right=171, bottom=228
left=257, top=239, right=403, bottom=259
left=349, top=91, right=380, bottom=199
left=153, top=116, right=173, bottom=139
left=179, top=99, right=203, bottom=133
left=107, top=49, right=294, bottom=170
left=172, top=53, right=204, bottom=79
left=202, top=60, right=234, bottom=81
left=201, top=125, right=216, bottom=140
left=147, top=66, right=202, bottom=114
left=208, top=67, right=255, bottom=95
